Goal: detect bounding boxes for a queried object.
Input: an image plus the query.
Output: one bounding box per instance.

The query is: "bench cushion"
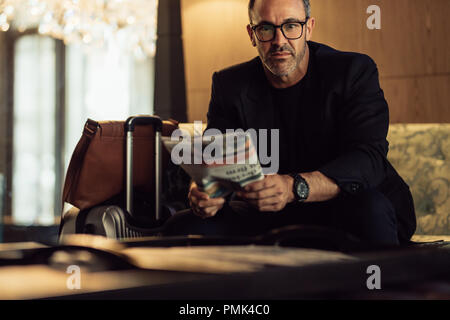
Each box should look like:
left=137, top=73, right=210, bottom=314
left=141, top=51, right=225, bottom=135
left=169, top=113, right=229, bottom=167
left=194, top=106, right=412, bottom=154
left=388, top=124, right=450, bottom=235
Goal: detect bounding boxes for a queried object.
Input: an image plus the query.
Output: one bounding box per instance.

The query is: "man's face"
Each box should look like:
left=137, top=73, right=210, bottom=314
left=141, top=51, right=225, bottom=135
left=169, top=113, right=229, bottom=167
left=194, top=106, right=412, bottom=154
left=248, top=0, right=312, bottom=77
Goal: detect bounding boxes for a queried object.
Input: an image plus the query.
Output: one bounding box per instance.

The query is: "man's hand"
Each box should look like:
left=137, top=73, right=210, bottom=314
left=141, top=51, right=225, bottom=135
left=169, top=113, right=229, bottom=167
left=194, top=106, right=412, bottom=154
left=236, top=175, right=295, bottom=212
left=188, top=182, right=225, bottom=218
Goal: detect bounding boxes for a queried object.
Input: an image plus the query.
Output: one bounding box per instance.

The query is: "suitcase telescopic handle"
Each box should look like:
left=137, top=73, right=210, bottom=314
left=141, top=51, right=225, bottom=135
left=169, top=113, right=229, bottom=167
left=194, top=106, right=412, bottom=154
left=125, top=115, right=163, bottom=221
left=125, top=116, right=163, bottom=133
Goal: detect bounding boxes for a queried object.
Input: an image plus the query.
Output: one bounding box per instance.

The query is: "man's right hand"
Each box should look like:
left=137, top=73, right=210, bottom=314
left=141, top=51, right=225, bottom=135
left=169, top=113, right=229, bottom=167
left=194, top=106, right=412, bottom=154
left=188, top=183, right=225, bottom=219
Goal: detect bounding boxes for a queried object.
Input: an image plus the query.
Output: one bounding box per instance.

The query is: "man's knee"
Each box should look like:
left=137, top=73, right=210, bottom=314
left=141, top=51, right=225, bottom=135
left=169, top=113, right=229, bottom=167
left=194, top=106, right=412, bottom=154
left=161, top=204, right=242, bottom=236
left=161, top=201, right=270, bottom=237
left=353, top=189, right=396, bottom=219
left=162, top=208, right=227, bottom=236
left=339, top=189, right=399, bottom=245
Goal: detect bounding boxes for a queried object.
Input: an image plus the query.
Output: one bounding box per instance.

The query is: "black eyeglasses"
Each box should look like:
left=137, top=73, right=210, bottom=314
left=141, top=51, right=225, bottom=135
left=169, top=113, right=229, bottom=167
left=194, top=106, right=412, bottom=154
left=251, top=18, right=309, bottom=42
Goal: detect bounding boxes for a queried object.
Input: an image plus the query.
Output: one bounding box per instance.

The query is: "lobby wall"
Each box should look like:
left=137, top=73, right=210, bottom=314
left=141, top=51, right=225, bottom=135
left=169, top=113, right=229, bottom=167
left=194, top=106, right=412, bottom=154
left=181, top=0, right=450, bottom=123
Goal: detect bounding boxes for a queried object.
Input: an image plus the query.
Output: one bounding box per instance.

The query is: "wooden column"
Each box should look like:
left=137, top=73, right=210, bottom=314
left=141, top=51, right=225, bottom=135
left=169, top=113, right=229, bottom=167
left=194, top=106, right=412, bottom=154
left=154, top=0, right=188, bottom=122
left=0, top=31, right=14, bottom=221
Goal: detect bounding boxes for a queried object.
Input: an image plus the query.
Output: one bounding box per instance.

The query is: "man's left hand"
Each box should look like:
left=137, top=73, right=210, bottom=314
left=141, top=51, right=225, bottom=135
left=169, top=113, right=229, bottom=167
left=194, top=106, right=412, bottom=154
left=236, top=175, right=295, bottom=212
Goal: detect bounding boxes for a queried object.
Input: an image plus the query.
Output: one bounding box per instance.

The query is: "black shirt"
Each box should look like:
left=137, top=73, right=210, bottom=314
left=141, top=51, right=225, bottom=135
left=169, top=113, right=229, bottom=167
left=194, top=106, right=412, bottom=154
left=270, top=79, right=305, bottom=174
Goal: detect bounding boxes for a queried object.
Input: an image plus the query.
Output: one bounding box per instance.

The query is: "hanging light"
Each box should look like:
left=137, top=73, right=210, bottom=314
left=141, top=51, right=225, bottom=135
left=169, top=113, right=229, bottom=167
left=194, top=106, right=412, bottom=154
left=0, top=0, right=159, bottom=58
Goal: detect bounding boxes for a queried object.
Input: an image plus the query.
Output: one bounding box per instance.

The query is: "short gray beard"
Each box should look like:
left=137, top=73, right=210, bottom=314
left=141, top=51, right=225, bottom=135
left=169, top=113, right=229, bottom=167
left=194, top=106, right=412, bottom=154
left=261, top=41, right=307, bottom=77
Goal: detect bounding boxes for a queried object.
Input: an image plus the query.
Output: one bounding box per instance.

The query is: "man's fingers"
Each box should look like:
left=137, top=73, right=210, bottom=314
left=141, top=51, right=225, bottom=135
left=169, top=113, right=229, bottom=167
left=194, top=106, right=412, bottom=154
left=189, top=188, right=212, bottom=207
left=244, top=178, right=276, bottom=193
left=237, top=186, right=280, bottom=200
left=190, top=195, right=200, bottom=207
left=194, top=203, right=223, bottom=219
left=197, top=198, right=225, bottom=208
left=203, top=206, right=220, bottom=216
left=191, top=195, right=225, bottom=219
left=259, top=205, right=279, bottom=212
left=248, top=196, right=279, bottom=208
left=190, top=188, right=210, bottom=200
left=258, top=202, right=285, bottom=212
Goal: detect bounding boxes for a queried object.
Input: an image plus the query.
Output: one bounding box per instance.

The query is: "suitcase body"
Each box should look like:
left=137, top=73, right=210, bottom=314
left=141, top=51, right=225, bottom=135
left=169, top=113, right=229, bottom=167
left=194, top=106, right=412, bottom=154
left=61, top=206, right=164, bottom=239
left=59, top=115, right=173, bottom=240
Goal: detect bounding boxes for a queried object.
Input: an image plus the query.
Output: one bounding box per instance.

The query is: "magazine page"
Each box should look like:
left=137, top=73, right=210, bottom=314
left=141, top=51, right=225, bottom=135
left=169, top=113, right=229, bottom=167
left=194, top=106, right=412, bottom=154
left=162, top=131, right=264, bottom=198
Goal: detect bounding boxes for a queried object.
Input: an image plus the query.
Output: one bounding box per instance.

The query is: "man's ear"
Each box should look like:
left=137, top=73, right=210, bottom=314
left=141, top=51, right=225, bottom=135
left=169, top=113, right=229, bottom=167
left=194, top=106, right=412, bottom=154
left=247, top=24, right=257, bottom=47
left=305, top=17, right=315, bottom=41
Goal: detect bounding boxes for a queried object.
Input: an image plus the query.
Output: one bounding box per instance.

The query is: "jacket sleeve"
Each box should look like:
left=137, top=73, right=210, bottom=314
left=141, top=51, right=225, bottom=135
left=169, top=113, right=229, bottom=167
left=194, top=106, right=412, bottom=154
left=206, top=72, right=240, bottom=133
left=319, top=55, right=390, bottom=195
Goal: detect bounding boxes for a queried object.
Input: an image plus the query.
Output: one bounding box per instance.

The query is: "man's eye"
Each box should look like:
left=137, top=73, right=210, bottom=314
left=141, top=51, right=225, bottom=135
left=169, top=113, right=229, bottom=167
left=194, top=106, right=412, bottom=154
left=260, top=25, right=273, bottom=32
left=285, top=23, right=299, bottom=30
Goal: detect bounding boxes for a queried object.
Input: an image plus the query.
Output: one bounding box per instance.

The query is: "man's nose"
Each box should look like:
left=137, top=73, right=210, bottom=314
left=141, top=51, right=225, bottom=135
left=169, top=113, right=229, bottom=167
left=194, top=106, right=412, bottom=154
left=271, top=27, right=287, bottom=46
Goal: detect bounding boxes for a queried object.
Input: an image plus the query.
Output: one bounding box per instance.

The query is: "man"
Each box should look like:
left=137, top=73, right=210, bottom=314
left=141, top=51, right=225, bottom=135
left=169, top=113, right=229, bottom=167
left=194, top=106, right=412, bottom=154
left=164, top=0, right=416, bottom=246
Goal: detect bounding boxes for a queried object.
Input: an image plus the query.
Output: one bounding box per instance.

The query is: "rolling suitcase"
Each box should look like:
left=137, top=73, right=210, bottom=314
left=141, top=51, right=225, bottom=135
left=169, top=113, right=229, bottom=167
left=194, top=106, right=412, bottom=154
left=59, top=115, right=182, bottom=240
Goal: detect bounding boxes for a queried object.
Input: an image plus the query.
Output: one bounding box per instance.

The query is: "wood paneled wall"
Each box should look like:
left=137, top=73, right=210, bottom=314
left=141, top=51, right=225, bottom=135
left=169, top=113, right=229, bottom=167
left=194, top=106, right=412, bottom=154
left=0, top=32, right=7, bottom=174
left=181, top=0, right=255, bottom=122
left=181, top=0, right=450, bottom=123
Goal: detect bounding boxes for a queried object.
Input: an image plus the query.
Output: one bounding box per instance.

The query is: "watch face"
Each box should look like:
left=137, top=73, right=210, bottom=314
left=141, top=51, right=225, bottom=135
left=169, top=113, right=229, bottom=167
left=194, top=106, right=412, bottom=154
left=295, top=182, right=303, bottom=196
left=295, top=178, right=309, bottom=201
left=297, top=182, right=306, bottom=197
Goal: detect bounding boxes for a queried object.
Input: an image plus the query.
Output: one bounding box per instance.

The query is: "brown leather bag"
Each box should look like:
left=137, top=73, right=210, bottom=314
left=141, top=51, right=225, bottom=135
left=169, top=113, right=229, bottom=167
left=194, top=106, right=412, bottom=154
left=62, top=118, right=179, bottom=211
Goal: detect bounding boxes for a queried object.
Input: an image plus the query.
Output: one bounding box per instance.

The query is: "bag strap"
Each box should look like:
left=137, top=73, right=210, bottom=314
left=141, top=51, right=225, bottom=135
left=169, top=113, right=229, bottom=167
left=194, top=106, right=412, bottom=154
left=62, top=119, right=99, bottom=208
left=166, top=119, right=179, bottom=126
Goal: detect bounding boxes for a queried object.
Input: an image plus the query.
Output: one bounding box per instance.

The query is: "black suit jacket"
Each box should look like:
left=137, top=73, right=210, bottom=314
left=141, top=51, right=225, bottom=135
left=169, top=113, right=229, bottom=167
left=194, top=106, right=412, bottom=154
left=206, top=41, right=416, bottom=242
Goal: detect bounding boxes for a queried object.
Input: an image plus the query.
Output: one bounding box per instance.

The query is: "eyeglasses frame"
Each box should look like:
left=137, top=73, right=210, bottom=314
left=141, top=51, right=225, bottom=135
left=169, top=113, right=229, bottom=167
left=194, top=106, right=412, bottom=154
left=251, top=18, right=310, bottom=42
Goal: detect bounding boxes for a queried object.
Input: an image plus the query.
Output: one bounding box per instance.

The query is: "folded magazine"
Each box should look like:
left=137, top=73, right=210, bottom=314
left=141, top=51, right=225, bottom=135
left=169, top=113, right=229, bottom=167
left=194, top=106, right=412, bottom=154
left=162, top=131, right=264, bottom=198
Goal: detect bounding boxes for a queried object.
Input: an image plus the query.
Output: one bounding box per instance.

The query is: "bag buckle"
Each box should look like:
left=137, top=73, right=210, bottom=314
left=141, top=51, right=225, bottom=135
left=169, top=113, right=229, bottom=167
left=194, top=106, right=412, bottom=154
left=84, top=119, right=98, bottom=137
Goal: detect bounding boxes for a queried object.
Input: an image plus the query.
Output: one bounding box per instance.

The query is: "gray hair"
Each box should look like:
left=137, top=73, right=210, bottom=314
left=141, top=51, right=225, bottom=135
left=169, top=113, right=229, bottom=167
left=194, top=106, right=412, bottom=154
left=248, top=0, right=311, bottom=22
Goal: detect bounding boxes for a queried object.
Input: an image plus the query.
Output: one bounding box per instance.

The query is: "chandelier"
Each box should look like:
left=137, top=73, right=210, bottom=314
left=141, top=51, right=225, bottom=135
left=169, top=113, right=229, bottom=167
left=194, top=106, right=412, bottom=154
left=0, top=0, right=159, bottom=58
